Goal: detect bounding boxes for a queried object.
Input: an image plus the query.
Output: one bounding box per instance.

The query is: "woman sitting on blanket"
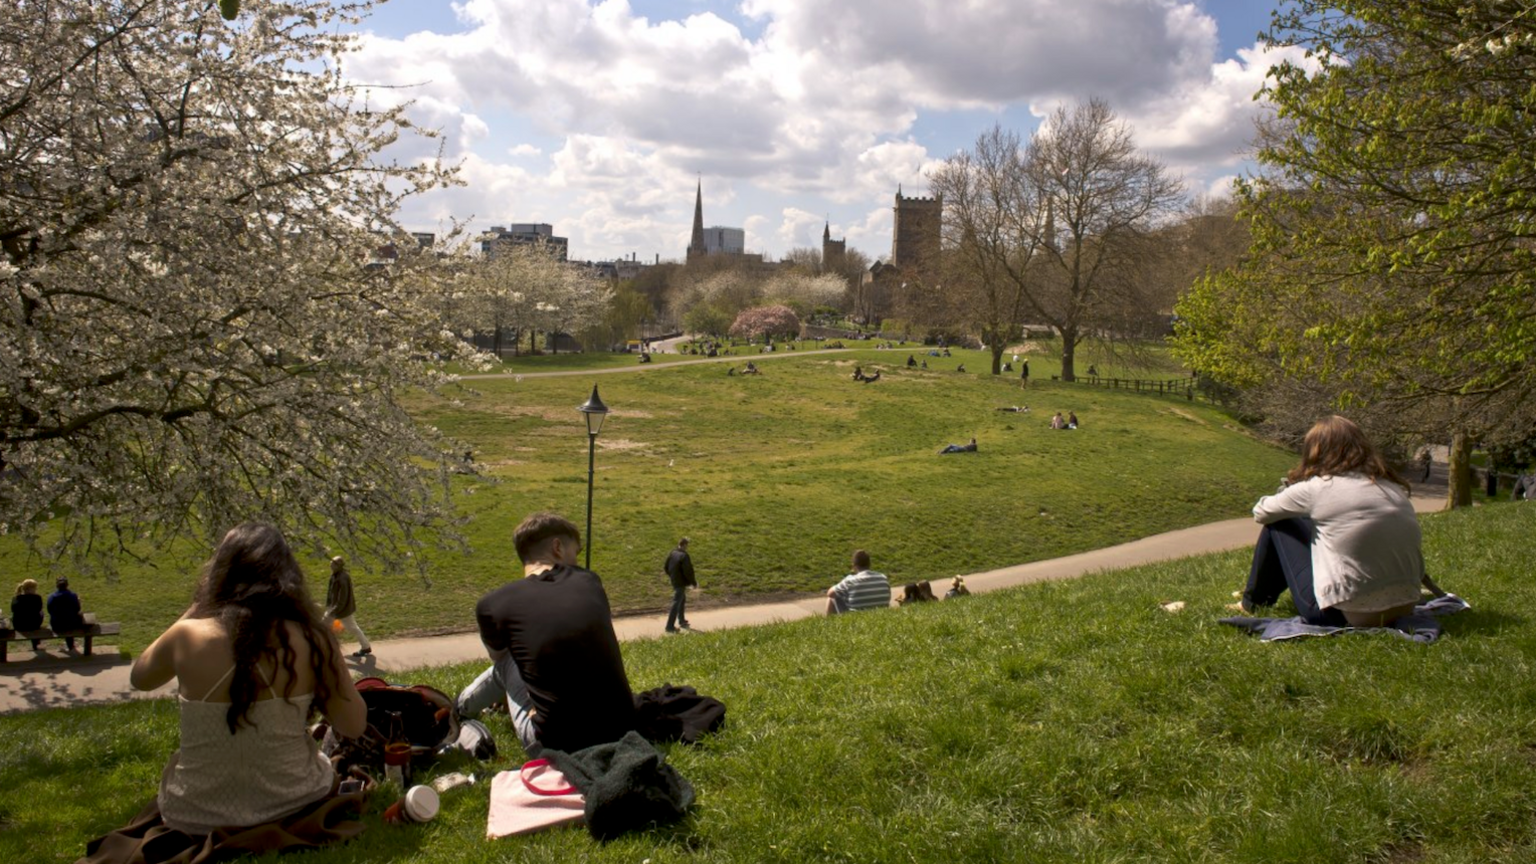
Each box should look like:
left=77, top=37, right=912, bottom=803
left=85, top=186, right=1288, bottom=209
left=84, top=523, right=367, bottom=864
left=1235, top=415, right=1444, bottom=627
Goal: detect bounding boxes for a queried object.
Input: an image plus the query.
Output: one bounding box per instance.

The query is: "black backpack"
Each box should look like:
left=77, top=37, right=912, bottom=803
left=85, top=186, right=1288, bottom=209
left=319, top=677, right=461, bottom=775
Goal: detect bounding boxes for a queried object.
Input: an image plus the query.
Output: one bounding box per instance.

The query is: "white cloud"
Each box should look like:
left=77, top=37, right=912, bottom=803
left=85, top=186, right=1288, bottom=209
left=1125, top=42, right=1312, bottom=177
left=350, top=0, right=1277, bottom=260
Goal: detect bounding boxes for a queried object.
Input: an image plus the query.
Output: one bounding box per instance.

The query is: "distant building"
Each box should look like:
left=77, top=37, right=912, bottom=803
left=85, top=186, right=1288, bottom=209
left=822, top=221, right=846, bottom=275
left=703, top=226, right=745, bottom=255
left=866, top=188, right=944, bottom=324
left=685, top=181, right=763, bottom=265
left=891, top=189, right=941, bottom=273
left=368, top=230, right=436, bottom=268
left=481, top=223, right=569, bottom=261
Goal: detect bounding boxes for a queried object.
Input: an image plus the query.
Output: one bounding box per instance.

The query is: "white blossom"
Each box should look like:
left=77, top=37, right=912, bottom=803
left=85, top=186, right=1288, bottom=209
left=0, top=0, right=486, bottom=572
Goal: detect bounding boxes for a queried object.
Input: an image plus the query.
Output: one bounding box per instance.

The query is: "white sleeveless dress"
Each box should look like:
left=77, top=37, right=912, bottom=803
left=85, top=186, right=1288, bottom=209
left=158, top=664, right=335, bottom=835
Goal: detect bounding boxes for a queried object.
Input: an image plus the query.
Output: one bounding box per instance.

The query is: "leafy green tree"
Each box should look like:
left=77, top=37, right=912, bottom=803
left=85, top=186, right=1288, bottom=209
left=1173, top=0, right=1536, bottom=507
left=683, top=303, right=732, bottom=340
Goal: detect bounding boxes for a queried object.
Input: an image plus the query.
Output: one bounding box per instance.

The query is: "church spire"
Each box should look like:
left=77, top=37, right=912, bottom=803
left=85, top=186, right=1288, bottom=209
left=687, top=178, right=706, bottom=261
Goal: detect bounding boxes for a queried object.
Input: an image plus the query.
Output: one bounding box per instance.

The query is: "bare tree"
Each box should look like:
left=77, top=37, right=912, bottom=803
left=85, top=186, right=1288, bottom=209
left=928, top=125, right=1050, bottom=374
left=1023, top=99, right=1185, bottom=381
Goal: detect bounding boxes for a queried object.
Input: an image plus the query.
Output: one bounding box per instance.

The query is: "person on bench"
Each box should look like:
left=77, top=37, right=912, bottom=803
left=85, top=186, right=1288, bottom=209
left=47, top=576, right=83, bottom=653
left=11, top=579, right=43, bottom=651
left=83, top=523, right=367, bottom=864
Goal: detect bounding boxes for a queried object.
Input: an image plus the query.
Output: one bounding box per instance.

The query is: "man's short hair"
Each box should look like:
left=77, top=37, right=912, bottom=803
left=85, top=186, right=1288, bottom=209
left=678, top=537, right=689, bottom=548
left=851, top=549, right=871, bottom=572
left=514, top=512, right=581, bottom=564
left=56, top=576, right=69, bottom=590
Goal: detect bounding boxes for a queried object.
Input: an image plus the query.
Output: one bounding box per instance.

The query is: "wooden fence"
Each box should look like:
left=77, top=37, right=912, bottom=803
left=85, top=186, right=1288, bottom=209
left=1064, top=374, right=1238, bottom=406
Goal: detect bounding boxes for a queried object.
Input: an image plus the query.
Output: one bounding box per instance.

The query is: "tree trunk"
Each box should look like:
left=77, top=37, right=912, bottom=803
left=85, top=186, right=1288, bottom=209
left=989, top=336, right=1004, bottom=375
left=492, top=325, right=503, bottom=359
left=1445, top=431, right=1474, bottom=510
left=1059, top=325, right=1077, bottom=382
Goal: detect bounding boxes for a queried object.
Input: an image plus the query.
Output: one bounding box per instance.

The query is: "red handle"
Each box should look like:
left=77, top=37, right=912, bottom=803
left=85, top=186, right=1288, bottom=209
left=519, top=759, right=579, bottom=796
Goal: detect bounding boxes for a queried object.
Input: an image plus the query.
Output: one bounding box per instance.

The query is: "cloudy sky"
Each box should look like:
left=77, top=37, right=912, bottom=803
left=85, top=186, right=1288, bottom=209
left=345, top=0, right=1301, bottom=264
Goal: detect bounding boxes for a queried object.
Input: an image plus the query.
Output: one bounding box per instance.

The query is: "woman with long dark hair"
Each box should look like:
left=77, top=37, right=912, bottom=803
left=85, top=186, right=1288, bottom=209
left=84, top=523, right=366, bottom=863
left=1237, top=416, right=1436, bottom=627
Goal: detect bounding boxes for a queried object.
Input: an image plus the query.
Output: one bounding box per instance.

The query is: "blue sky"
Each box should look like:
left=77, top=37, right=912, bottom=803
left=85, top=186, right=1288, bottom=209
left=343, top=0, right=1301, bottom=263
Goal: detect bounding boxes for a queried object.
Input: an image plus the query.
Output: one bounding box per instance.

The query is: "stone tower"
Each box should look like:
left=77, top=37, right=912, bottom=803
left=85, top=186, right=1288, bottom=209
left=687, top=179, right=707, bottom=262
left=821, top=220, right=846, bottom=275
left=892, top=188, right=942, bottom=274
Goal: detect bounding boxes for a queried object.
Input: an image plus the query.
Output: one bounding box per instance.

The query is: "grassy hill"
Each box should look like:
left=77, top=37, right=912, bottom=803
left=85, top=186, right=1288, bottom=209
left=4, top=500, right=1531, bottom=863
left=0, top=345, right=1293, bottom=651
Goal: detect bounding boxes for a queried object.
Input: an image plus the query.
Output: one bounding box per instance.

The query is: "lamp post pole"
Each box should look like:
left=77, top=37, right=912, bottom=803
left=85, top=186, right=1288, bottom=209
left=577, top=385, right=609, bottom=571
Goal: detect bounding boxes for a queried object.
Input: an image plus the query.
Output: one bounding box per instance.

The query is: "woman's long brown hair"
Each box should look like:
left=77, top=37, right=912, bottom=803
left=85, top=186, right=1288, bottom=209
left=1286, top=415, right=1410, bottom=492
left=192, top=523, right=338, bottom=733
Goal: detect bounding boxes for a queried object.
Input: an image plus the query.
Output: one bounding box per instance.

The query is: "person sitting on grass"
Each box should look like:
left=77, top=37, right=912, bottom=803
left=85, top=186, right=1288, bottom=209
left=1050, top=411, right=1066, bottom=430
left=457, top=512, right=636, bottom=756
left=906, top=354, right=917, bottom=367
left=851, top=365, right=864, bottom=381
left=939, top=437, right=978, bottom=454
left=85, top=523, right=368, bottom=864
left=1233, top=415, right=1445, bottom=626
left=825, top=550, right=891, bottom=615
left=1068, top=411, right=1079, bottom=429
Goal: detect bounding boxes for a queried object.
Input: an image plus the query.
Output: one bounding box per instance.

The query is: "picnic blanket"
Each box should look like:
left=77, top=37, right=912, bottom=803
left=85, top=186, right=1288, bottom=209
left=1220, top=593, right=1471, bottom=643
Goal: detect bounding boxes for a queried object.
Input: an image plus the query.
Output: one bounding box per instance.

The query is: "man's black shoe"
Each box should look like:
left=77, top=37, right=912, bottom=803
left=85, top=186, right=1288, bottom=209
left=351, top=647, right=372, bottom=657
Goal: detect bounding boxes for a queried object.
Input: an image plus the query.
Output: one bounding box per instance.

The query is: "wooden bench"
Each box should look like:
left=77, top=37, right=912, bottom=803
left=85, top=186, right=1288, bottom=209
left=0, top=613, right=121, bottom=662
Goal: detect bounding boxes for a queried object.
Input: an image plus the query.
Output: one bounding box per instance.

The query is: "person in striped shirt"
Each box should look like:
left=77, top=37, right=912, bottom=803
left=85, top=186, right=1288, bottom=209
left=825, top=550, right=891, bottom=615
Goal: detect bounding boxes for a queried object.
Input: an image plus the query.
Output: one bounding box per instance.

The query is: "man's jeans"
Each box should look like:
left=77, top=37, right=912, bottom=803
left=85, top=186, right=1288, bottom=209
left=1242, top=517, right=1347, bottom=626
left=456, top=653, right=540, bottom=754
left=665, top=587, right=689, bottom=631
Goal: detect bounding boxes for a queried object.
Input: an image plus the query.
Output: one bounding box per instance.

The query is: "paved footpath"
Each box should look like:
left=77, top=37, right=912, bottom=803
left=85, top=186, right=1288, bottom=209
left=0, top=494, right=1445, bottom=716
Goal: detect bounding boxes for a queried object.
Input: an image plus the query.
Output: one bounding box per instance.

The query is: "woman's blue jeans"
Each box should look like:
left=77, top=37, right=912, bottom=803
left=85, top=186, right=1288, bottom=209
left=1243, top=517, right=1347, bottom=626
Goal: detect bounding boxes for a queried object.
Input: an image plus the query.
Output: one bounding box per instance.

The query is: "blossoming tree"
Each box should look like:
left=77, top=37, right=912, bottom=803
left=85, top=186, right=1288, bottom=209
left=728, top=305, right=801, bottom=343
left=0, top=0, right=485, bottom=571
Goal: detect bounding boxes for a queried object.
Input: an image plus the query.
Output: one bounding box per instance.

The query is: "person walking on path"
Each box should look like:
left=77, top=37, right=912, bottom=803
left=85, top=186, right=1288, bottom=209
left=663, top=538, right=697, bottom=633
left=324, top=556, right=372, bottom=658
left=825, top=550, right=891, bottom=615
left=47, top=576, right=84, bottom=652
left=11, top=579, right=44, bottom=651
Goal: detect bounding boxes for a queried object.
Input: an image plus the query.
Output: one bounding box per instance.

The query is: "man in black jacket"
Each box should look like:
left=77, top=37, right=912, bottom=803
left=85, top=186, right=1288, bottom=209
left=663, top=538, right=697, bottom=633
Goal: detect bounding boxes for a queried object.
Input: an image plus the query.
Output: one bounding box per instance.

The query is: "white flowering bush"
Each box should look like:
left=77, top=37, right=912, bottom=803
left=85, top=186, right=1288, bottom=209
left=0, top=0, right=486, bottom=572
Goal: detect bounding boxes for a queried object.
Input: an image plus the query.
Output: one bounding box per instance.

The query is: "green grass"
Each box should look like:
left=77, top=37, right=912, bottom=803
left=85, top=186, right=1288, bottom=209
left=0, top=346, right=1297, bottom=652
left=4, top=502, right=1533, bottom=863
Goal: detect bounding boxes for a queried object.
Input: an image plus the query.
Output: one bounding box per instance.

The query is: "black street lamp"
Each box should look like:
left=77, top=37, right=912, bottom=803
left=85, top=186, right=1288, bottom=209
left=576, top=385, right=609, bottom=570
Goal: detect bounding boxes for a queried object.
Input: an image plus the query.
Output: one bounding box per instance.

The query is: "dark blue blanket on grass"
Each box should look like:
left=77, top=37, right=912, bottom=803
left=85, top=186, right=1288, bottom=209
left=1220, top=594, right=1471, bottom=643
